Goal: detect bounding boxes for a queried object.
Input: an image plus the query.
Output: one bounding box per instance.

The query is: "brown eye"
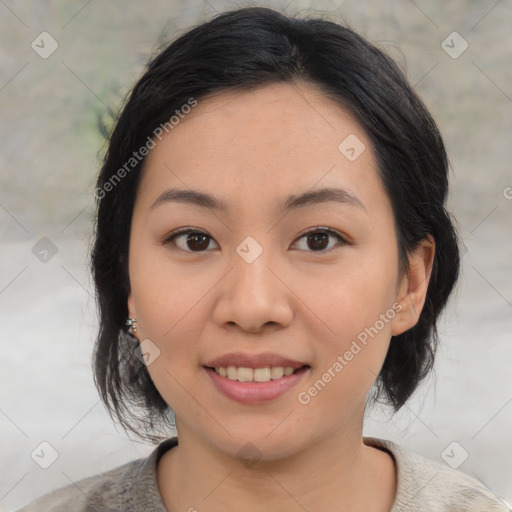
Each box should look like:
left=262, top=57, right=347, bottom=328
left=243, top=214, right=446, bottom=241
left=292, top=228, right=347, bottom=252
left=164, top=229, right=218, bottom=252
left=307, top=232, right=329, bottom=251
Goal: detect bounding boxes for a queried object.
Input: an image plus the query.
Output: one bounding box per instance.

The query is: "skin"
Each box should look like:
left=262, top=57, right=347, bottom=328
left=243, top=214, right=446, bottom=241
left=127, top=81, right=435, bottom=512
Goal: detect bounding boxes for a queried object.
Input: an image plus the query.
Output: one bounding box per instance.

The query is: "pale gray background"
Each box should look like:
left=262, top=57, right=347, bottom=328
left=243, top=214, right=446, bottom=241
left=1, top=0, right=511, bottom=510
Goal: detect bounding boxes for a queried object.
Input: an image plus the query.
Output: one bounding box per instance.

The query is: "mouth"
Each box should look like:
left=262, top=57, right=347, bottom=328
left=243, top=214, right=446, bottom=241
left=203, top=364, right=311, bottom=404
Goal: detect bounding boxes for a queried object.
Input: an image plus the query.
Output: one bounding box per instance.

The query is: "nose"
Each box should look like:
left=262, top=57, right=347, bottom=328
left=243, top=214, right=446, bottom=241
left=211, top=240, right=294, bottom=333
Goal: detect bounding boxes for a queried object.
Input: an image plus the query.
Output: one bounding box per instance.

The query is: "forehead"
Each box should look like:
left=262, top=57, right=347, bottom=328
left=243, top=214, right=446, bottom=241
left=137, top=81, right=386, bottom=215
left=158, top=81, right=366, bottom=156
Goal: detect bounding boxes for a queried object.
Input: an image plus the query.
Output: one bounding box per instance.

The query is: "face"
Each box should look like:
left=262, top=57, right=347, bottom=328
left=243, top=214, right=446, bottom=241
left=127, top=81, right=427, bottom=461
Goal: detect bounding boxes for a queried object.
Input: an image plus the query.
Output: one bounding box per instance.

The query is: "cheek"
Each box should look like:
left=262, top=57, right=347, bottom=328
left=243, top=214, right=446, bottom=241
left=291, top=252, right=397, bottom=394
left=293, top=252, right=398, bottom=337
left=128, top=244, right=223, bottom=374
left=129, top=245, right=214, bottom=339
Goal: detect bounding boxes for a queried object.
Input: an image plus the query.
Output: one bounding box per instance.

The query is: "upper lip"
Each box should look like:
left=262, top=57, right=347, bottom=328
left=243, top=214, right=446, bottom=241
left=203, top=351, right=309, bottom=369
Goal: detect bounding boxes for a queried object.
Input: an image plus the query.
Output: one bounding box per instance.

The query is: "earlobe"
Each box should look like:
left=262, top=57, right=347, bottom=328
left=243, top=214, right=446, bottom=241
left=391, top=235, right=435, bottom=336
left=126, top=293, right=139, bottom=338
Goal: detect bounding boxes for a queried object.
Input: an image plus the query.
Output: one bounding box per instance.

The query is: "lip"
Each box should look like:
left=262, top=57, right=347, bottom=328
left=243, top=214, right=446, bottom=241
left=203, top=351, right=308, bottom=369
left=204, top=365, right=310, bottom=404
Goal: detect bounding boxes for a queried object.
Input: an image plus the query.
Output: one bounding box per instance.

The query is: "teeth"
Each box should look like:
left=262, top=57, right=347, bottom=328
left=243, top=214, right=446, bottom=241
left=214, top=366, right=301, bottom=382
left=253, top=367, right=271, bottom=382
left=270, top=367, right=284, bottom=379
left=237, top=367, right=253, bottom=382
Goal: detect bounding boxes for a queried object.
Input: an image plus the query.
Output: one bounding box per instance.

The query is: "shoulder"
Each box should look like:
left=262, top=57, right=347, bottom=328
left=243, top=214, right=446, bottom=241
left=16, top=437, right=178, bottom=512
left=364, top=437, right=511, bottom=512
left=15, top=460, right=139, bottom=512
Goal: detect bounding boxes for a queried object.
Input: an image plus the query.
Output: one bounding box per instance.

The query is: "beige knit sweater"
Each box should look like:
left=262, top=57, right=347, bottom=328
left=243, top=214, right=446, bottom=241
left=18, top=436, right=510, bottom=511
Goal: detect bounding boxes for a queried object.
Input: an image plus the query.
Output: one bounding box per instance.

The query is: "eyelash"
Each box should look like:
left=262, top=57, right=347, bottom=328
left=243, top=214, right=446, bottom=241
left=162, top=226, right=349, bottom=253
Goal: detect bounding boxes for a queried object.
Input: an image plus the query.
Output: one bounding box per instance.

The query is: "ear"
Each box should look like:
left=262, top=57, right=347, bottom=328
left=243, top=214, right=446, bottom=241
left=391, top=235, right=435, bottom=336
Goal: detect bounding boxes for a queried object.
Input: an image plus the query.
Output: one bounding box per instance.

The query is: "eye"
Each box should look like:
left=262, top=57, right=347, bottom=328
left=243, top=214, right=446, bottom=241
left=163, top=228, right=219, bottom=252
left=291, top=227, right=348, bottom=252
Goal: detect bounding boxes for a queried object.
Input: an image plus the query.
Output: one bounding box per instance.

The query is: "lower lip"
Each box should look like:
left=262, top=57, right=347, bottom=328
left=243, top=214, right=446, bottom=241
left=204, top=366, right=310, bottom=405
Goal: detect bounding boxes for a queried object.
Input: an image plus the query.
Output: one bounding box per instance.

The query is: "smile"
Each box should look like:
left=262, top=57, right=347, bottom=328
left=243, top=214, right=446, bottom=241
left=204, top=365, right=310, bottom=404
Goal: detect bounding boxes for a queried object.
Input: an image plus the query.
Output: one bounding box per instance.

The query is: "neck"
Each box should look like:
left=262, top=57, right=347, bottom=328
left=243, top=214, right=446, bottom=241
left=157, top=423, right=396, bottom=512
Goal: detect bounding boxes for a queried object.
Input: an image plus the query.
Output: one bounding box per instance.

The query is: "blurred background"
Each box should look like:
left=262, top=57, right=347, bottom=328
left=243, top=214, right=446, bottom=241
left=1, top=0, right=511, bottom=510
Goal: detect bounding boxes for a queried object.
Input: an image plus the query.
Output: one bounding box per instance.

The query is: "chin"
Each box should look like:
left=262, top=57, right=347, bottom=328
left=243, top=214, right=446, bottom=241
left=206, top=424, right=310, bottom=464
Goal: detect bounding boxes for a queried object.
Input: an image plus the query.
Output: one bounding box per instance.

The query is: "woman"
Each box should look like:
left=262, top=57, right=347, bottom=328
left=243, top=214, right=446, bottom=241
left=19, top=6, right=509, bottom=511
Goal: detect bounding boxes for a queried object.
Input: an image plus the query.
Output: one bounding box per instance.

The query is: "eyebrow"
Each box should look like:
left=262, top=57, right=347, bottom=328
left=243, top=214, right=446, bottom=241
left=150, top=186, right=366, bottom=213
